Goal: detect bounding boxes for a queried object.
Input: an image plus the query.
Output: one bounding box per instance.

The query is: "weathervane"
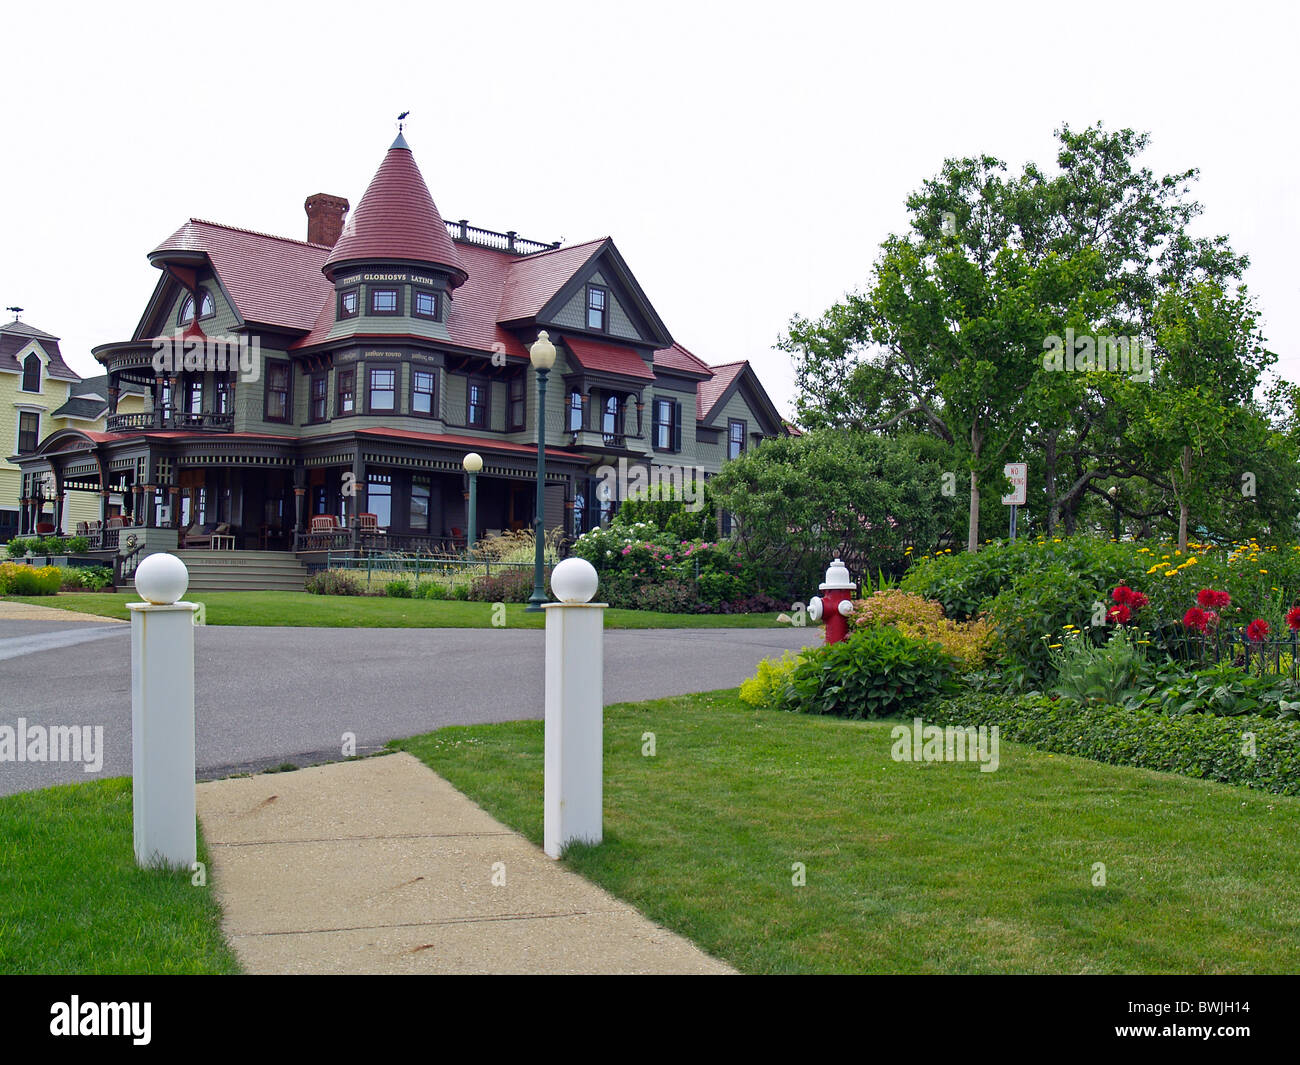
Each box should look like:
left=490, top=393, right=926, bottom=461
left=5, top=305, right=22, bottom=320
left=397, top=110, right=410, bottom=132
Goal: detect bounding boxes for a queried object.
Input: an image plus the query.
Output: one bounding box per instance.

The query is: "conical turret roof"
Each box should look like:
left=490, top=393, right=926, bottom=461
left=324, top=133, right=467, bottom=288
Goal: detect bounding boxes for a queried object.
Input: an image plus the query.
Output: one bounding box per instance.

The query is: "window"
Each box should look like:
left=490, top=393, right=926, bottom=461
left=369, top=367, right=397, bottom=412
left=728, top=418, right=747, bottom=460
left=21, top=352, right=41, bottom=392
left=411, top=475, right=432, bottom=532
left=370, top=287, right=400, bottom=315
left=265, top=361, right=291, bottom=422
left=413, top=289, right=439, bottom=320
left=338, top=288, right=360, bottom=320
left=309, top=372, right=328, bottom=422
left=337, top=367, right=355, bottom=415
left=467, top=377, right=489, bottom=428
left=216, top=381, right=233, bottom=414
left=602, top=394, right=621, bottom=437
left=187, top=380, right=203, bottom=415
left=586, top=285, right=607, bottom=331
left=179, top=290, right=215, bottom=325
left=411, top=369, right=436, bottom=417
left=653, top=397, right=682, bottom=452
left=17, top=411, right=39, bottom=453
left=508, top=375, right=525, bottom=431
left=367, top=474, right=392, bottom=528
left=568, top=390, right=585, bottom=432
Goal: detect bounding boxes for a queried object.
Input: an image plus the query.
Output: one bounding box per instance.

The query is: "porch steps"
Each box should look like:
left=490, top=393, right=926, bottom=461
left=133, top=550, right=309, bottom=592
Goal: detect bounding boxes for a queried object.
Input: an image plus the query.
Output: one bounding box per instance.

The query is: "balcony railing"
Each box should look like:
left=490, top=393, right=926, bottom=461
left=106, top=410, right=234, bottom=433
left=445, top=220, right=560, bottom=255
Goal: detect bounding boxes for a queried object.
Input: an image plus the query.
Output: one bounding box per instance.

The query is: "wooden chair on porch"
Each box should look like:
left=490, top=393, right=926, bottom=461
left=310, top=515, right=339, bottom=533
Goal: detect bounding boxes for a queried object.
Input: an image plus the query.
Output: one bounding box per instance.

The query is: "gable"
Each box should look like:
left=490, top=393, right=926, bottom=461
left=534, top=246, right=671, bottom=349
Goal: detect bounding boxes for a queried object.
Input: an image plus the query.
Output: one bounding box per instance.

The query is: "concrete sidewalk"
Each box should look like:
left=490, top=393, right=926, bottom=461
left=196, top=752, right=734, bottom=975
left=0, top=598, right=125, bottom=624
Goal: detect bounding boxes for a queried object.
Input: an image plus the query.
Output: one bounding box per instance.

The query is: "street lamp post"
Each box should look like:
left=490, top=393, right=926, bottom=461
left=527, top=331, right=556, bottom=612
left=462, top=452, right=482, bottom=556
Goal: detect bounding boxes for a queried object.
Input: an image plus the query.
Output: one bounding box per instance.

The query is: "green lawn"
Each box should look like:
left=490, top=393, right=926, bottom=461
left=395, top=690, right=1300, bottom=974
left=4, top=591, right=784, bottom=629
left=0, top=777, right=241, bottom=974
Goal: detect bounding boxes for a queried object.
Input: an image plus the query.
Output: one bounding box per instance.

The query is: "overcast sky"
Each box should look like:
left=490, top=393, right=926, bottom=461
left=1, top=0, right=1295, bottom=419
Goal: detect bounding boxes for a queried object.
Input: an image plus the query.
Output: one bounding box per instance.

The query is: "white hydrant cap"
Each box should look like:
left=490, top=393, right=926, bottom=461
left=550, top=556, right=599, bottom=603
left=135, top=552, right=189, bottom=605
left=819, top=557, right=855, bottom=591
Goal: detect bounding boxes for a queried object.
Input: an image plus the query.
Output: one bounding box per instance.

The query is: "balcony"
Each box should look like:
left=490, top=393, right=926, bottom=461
left=106, top=410, right=234, bottom=433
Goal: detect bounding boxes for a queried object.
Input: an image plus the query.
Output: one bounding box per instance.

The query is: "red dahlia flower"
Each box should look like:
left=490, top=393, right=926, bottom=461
left=1183, top=608, right=1208, bottom=633
left=1246, top=618, right=1270, bottom=643
left=1112, top=585, right=1134, bottom=605
left=1107, top=603, right=1132, bottom=624
left=1127, top=591, right=1149, bottom=610
left=1288, top=607, right=1300, bottom=631
left=1197, top=588, right=1231, bottom=609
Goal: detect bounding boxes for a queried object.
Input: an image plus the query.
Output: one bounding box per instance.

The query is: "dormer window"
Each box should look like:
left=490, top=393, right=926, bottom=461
left=586, top=285, right=607, bottom=331
left=179, top=290, right=215, bottom=325
left=370, top=287, right=400, bottom=315
left=413, top=289, right=439, bottom=321
left=21, top=352, right=41, bottom=393
left=339, top=288, right=360, bottom=320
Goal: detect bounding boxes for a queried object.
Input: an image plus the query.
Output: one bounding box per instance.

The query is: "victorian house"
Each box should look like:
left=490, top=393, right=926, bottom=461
left=11, top=133, right=785, bottom=558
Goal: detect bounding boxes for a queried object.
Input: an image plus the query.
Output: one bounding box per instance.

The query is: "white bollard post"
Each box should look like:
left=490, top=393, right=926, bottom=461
left=128, top=553, right=198, bottom=870
left=543, top=557, right=606, bottom=859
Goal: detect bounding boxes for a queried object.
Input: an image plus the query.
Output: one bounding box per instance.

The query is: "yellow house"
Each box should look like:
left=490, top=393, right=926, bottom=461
left=1, top=314, right=145, bottom=539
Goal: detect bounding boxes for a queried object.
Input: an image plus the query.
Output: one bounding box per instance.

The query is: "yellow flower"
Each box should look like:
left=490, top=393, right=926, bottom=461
left=1164, top=569, right=1178, bottom=578
left=1260, top=569, right=1268, bottom=574
left=1048, top=644, right=1062, bottom=649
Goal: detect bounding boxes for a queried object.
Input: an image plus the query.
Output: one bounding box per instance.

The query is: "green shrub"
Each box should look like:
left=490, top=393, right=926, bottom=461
left=305, top=568, right=365, bottom=596
left=928, top=692, right=1300, bottom=796
left=629, top=579, right=696, bottom=614
left=471, top=568, right=544, bottom=603
left=1136, top=660, right=1300, bottom=719
left=38, top=536, right=68, bottom=556
left=451, top=583, right=471, bottom=601
left=415, top=580, right=447, bottom=600
left=59, top=567, right=113, bottom=591
left=739, top=651, right=804, bottom=709
left=385, top=579, right=414, bottom=598
left=6, top=537, right=35, bottom=558
left=64, top=536, right=90, bottom=554
left=1047, top=626, right=1147, bottom=706
left=783, top=626, right=958, bottom=719
left=0, top=563, right=63, bottom=595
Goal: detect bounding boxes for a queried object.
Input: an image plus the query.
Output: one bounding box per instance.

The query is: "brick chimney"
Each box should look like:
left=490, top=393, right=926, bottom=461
left=304, top=193, right=350, bottom=247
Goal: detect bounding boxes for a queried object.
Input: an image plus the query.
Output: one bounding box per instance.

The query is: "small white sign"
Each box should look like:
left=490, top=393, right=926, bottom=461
left=1001, top=463, right=1027, bottom=506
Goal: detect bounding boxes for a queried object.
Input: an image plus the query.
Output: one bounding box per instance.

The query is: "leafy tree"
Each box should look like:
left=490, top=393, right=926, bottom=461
left=707, top=430, right=961, bottom=587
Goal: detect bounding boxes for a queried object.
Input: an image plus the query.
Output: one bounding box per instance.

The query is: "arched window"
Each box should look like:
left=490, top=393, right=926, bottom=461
left=21, top=352, right=41, bottom=392
left=178, top=290, right=215, bottom=325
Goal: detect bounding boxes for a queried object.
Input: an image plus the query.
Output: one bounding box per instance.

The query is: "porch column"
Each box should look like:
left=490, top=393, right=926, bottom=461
left=292, top=464, right=306, bottom=535
left=169, top=486, right=181, bottom=529
left=17, top=495, right=27, bottom=536
left=107, top=383, right=119, bottom=415
left=100, top=489, right=110, bottom=524
left=167, top=375, right=179, bottom=429
left=54, top=481, right=65, bottom=536
left=142, top=485, right=157, bottom=528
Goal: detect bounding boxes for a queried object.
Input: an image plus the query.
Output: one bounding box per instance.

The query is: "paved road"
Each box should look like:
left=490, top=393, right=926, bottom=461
left=0, top=618, right=818, bottom=796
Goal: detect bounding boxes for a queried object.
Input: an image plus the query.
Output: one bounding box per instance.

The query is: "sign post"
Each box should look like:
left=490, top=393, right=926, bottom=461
left=1001, top=462, right=1027, bottom=542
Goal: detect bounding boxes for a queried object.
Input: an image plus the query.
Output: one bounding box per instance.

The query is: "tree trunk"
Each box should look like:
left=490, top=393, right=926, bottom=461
left=968, top=469, right=980, bottom=553
left=1044, top=432, right=1058, bottom=535
left=967, top=424, right=984, bottom=553
left=1178, top=444, right=1191, bottom=552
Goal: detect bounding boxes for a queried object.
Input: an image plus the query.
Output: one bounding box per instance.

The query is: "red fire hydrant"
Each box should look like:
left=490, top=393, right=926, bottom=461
left=807, top=558, right=856, bottom=644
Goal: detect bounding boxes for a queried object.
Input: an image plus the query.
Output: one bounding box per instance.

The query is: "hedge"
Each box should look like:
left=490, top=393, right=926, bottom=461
left=926, top=693, right=1300, bottom=796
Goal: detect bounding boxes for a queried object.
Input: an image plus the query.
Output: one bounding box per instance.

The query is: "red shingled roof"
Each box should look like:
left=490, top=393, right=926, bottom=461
left=697, top=360, right=748, bottom=421
left=324, top=136, right=466, bottom=286
left=151, top=220, right=331, bottom=332
left=497, top=239, right=606, bottom=321
left=564, top=335, right=655, bottom=380
left=652, top=341, right=712, bottom=377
